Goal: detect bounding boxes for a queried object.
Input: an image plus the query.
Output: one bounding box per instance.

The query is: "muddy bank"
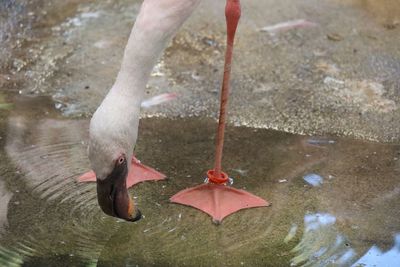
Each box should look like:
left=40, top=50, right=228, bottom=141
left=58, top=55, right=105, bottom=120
left=1, top=0, right=400, bottom=142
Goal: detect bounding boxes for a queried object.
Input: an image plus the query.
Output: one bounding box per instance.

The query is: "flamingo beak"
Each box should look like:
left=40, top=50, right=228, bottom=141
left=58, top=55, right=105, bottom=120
left=96, top=156, right=142, bottom=222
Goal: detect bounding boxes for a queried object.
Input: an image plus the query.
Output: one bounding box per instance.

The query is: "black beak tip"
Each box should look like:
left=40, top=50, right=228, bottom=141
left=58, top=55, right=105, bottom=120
left=129, top=209, right=142, bottom=222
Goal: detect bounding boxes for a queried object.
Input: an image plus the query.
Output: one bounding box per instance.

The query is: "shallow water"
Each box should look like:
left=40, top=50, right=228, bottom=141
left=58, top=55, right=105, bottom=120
left=0, top=96, right=399, bottom=266
left=1, top=0, right=400, bottom=265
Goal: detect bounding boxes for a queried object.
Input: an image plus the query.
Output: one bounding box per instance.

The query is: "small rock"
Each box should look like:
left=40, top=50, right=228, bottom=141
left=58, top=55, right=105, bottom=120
left=383, top=22, right=399, bottom=30
left=202, top=36, right=217, bottom=47
left=323, top=76, right=345, bottom=87
left=12, top=58, right=26, bottom=72
left=327, top=33, right=344, bottom=41
left=55, top=103, right=63, bottom=110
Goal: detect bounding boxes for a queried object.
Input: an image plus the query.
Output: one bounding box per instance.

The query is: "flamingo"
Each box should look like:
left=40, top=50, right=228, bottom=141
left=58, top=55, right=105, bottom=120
left=87, top=0, right=268, bottom=222
left=88, top=0, right=202, bottom=221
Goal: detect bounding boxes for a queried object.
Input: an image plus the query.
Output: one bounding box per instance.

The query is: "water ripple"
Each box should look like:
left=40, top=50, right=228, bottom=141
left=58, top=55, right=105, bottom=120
left=0, top=115, right=399, bottom=265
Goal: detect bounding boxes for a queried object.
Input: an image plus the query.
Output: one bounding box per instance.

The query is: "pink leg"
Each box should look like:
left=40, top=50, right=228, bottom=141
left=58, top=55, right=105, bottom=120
left=171, top=0, right=269, bottom=224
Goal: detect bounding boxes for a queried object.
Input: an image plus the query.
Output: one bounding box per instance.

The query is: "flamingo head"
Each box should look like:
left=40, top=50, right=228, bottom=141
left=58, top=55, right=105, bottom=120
left=88, top=92, right=141, bottom=222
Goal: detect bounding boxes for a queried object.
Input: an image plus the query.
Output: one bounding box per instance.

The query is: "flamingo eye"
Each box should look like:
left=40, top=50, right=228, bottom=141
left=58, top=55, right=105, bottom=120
left=117, top=156, right=125, bottom=165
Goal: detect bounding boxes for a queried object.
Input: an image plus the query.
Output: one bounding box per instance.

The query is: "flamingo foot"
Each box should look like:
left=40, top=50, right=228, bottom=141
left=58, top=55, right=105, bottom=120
left=77, top=156, right=166, bottom=188
left=170, top=182, right=270, bottom=224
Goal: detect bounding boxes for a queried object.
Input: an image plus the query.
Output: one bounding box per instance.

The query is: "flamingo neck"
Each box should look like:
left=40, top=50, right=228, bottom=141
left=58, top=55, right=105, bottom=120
left=113, top=0, right=201, bottom=105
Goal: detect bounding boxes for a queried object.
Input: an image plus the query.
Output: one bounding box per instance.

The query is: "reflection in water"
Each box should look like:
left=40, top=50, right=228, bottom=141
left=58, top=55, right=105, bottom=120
left=0, top=180, right=12, bottom=235
left=291, top=213, right=356, bottom=266
left=284, top=224, right=298, bottom=243
left=307, top=139, right=336, bottom=146
left=0, top=246, right=24, bottom=267
left=0, top=97, right=119, bottom=265
left=352, top=234, right=400, bottom=267
left=0, top=97, right=399, bottom=265
left=303, top=173, right=324, bottom=187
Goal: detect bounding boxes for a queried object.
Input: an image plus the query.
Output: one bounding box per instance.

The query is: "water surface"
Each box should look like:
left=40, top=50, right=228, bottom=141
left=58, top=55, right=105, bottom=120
left=1, top=0, right=400, bottom=265
left=0, top=96, right=399, bottom=266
